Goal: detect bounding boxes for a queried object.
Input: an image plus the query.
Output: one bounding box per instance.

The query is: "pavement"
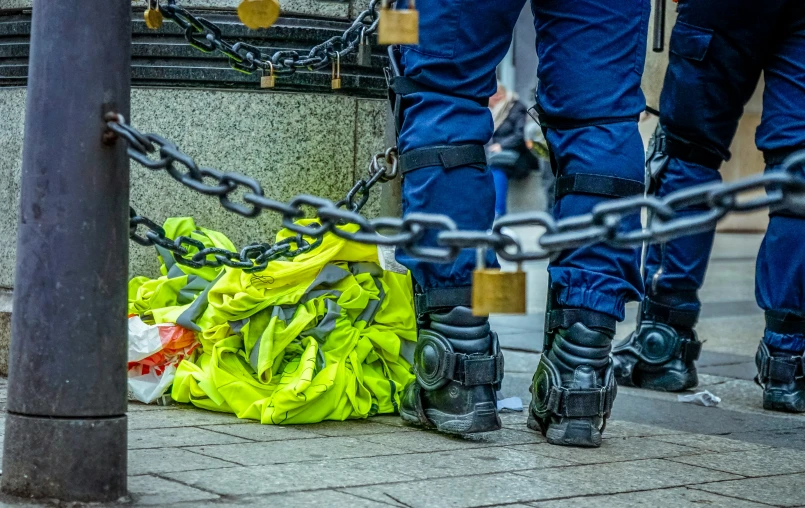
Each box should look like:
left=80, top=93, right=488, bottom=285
left=0, top=233, right=804, bottom=507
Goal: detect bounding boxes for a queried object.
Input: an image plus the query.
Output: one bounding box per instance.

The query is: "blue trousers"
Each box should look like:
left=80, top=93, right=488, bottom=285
left=491, top=167, right=508, bottom=217
left=648, top=0, right=805, bottom=352
left=395, top=0, right=649, bottom=320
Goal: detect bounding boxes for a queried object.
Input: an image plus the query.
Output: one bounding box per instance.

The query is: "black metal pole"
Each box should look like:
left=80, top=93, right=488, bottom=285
left=2, top=0, right=130, bottom=502
left=652, top=0, right=667, bottom=52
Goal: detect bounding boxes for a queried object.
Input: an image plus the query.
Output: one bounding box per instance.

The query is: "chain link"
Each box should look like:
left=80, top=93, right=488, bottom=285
left=157, top=0, right=386, bottom=76
left=111, top=115, right=805, bottom=269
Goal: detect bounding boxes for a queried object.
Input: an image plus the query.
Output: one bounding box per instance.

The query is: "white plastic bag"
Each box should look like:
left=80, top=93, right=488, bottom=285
left=678, top=390, right=721, bottom=407
left=127, top=316, right=198, bottom=404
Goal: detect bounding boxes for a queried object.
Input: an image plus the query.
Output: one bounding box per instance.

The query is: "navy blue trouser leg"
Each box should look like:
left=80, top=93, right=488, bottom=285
left=395, top=0, right=524, bottom=292
left=397, top=0, right=649, bottom=321
left=649, top=0, right=805, bottom=352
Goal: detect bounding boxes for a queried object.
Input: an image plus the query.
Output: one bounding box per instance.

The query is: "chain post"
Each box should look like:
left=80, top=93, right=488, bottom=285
left=2, top=0, right=130, bottom=501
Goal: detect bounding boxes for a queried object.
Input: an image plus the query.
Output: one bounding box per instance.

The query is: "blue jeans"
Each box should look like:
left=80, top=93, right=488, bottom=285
left=491, top=167, right=508, bottom=216
left=395, top=0, right=650, bottom=320
left=648, top=0, right=805, bottom=352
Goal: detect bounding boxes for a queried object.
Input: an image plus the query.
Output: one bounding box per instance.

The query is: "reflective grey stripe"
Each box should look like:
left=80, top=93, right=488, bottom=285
left=301, top=299, right=341, bottom=344
left=400, top=339, right=416, bottom=364
left=305, top=264, right=351, bottom=292
left=349, top=262, right=384, bottom=277
left=178, top=275, right=211, bottom=305
left=355, top=275, right=385, bottom=325
left=175, top=271, right=224, bottom=332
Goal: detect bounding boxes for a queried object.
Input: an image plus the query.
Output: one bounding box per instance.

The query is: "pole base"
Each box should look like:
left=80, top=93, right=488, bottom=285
left=1, top=413, right=127, bottom=502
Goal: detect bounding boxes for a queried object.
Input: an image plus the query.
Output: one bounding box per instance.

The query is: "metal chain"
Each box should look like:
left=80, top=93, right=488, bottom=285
left=157, top=0, right=386, bottom=75
left=109, top=114, right=805, bottom=267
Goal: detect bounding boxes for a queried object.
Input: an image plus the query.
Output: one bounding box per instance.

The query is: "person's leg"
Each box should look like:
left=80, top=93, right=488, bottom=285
left=613, top=0, right=782, bottom=393
left=527, top=0, right=649, bottom=447
left=393, top=0, right=526, bottom=434
left=754, top=2, right=805, bottom=413
left=491, top=166, right=509, bottom=216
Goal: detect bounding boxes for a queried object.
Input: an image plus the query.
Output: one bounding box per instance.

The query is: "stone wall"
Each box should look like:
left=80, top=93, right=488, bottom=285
left=0, top=0, right=393, bottom=374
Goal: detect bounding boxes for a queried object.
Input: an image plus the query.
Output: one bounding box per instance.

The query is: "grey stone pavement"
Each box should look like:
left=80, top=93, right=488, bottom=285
left=1, top=233, right=804, bottom=507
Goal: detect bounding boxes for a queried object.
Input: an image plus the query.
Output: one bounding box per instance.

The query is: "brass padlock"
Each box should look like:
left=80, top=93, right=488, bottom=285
left=472, top=248, right=526, bottom=317
left=356, top=27, right=372, bottom=67
left=260, top=62, right=276, bottom=89
left=238, top=0, right=281, bottom=30
left=144, top=1, right=163, bottom=30
left=331, top=53, right=342, bottom=90
left=378, top=0, right=419, bottom=45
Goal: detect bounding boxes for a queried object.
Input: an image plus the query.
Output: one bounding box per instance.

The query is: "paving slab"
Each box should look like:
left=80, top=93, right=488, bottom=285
left=342, top=459, right=740, bottom=508
left=372, top=446, right=572, bottom=481
left=129, top=448, right=237, bottom=475
left=510, top=436, right=703, bottom=465
left=127, top=407, right=253, bottom=430
left=164, top=458, right=419, bottom=496
left=295, top=419, right=415, bottom=437
left=530, top=486, right=769, bottom=508
left=669, top=448, right=805, bottom=477
left=361, top=428, right=542, bottom=453
left=198, top=422, right=323, bottom=441
left=127, top=475, right=219, bottom=505
left=128, top=427, right=251, bottom=450
left=648, top=433, right=770, bottom=453
left=692, top=473, right=805, bottom=507
left=184, top=435, right=408, bottom=466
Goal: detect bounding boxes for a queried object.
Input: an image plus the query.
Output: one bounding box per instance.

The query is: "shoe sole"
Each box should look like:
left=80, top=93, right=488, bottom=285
left=527, top=405, right=602, bottom=448
left=400, top=402, right=501, bottom=435
left=628, top=370, right=698, bottom=393
left=763, top=392, right=805, bottom=413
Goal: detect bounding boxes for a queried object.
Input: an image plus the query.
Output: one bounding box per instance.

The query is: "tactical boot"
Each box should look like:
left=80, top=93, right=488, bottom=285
left=755, top=342, right=805, bottom=413
left=612, top=298, right=702, bottom=392
left=400, top=306, right=503, bottom=434
left=528, top=309, right=617, bottom=448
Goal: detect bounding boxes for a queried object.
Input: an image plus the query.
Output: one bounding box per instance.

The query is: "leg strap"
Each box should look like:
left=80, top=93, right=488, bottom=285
left=756, top=342, right=804, bottom=384
left=555, top=174, right=645, bottom=200
left=414, top=286, right=472, bottom=316
left=547, top=308, right=616, bottom=335
left=766, top=310, right=805, bottom=336
left=546, top=383, right=617, bottom=418
left=662, top=134, right=723, bottom=170
left=414, top=330, right=504, bottom=390
left=643, top=297, right=700, bottom=328
left=399, top=145, right=487, bottom=175
left=530, top=103, right=638, bottom=131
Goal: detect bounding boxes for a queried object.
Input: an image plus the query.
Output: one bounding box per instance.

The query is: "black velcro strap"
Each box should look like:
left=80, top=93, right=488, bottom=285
left=547, top=309, right=616, bottom=335
left=546, top=385, right=615, bottom=418
left=555, top=174, right=644, bottom=200
left=664, top=137, right=723, bottom=170
left=453, top=353, right=504, bottom=386
left=531, top=104, right=638, bottom=131
left=765, top=310, right=805, bottom=335
left=415, top=286, right=472, bottom=315
left=643, top=298, right=700, bottom=328
left=390, top=76, right=490, bottom=107
left=760, top=356, right=803, bottom=382
left=764, top=147, right=805, bottom=166
left=400, top=145, right=487, bottom=175
left=680, top=339, right=703, bottom=362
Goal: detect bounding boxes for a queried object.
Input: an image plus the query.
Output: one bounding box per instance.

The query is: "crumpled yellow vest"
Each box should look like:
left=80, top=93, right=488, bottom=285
left=128, top=217, right=417, bottom=424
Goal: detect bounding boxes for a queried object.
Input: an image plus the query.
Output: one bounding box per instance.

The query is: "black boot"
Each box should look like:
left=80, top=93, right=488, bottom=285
left=400, top=306, right=503, bottom=434
left=612, top=298, right=702, bottom=392
left=529, top=309, right=617, bottom=448
left=756, top=341, right=805, bottom=413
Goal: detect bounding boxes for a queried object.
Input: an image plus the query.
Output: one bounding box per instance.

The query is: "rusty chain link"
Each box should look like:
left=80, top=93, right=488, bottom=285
left=110, top=114, right=805, bottom=270
left=157, top=0, right=386, bottom=76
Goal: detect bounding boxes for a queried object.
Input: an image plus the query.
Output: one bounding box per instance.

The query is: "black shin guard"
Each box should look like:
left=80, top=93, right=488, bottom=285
left=400, top=306, right=503, bottom=434
left=756, top=341, right=805, bottom=413
left=529, top=307, right=617, bottom=448
left=612, top=297, right=702, bottom=392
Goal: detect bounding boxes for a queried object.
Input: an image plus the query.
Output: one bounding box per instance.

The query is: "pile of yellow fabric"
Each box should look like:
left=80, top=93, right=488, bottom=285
left=128, top=217, right=417, bottom=424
